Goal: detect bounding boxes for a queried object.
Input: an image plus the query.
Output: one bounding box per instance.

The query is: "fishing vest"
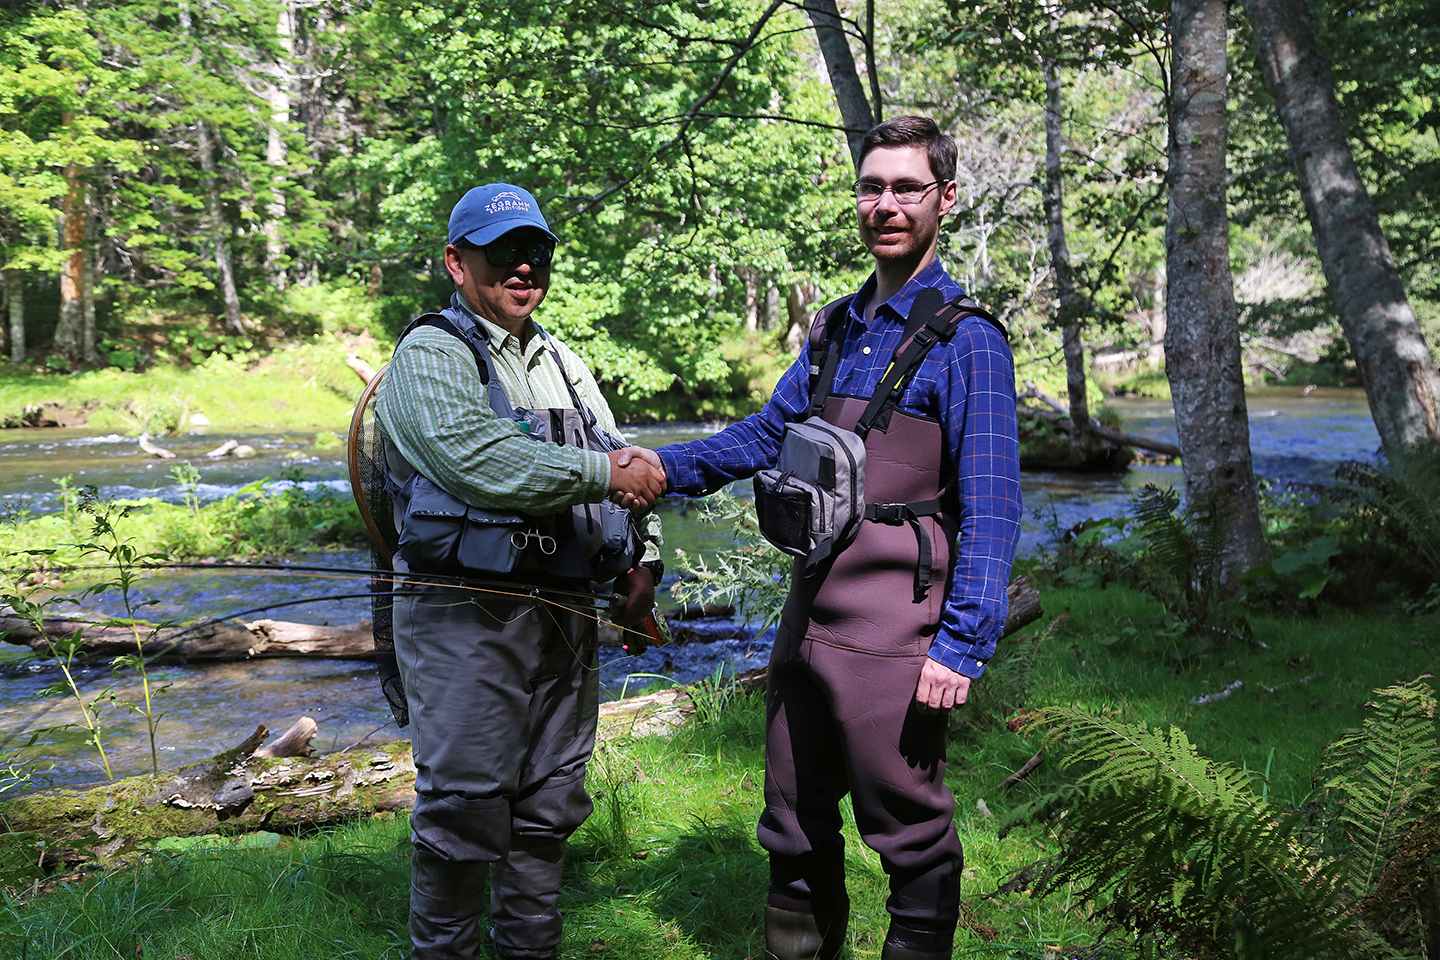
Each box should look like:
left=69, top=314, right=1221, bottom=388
left=381, top=300, right=641, bottom=584
left=777, top=286, right=1010, bottom=656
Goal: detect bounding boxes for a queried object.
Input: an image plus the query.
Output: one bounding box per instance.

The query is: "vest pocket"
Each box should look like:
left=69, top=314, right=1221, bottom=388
left=457, top=506, right=527, bottom=573
left=397, top=475, right=527, bottom=574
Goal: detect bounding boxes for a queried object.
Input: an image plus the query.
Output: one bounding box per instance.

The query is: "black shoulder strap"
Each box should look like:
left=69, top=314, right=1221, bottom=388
left=807, top=295, right=854, bottom=419
left=853, top=291, right=1006, bottom=438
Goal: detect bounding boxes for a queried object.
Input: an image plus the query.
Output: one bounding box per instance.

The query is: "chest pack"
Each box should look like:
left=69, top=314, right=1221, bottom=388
left=382, top=305, right=641, bottom=584
left=753, top=286, right=1005, bottom=582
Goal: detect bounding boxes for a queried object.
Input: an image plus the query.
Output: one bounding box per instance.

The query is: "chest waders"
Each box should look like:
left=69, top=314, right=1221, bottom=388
left=758, top=286, right=1012, bottom=960
left=777, top=285, right=1007, bottom=656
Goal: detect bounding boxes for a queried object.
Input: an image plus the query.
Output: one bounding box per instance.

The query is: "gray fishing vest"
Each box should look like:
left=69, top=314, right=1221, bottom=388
left=777, top=287, right=1009, bottom=656
left=381, top=298, right=640, bottom=583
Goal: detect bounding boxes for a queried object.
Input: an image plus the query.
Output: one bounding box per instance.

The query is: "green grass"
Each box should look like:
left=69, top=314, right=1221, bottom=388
left=0, top=474, right=366, bottom=571
left=2, top=585, right=1435, bottom=958
left=0, top=338, right=383, bottom=434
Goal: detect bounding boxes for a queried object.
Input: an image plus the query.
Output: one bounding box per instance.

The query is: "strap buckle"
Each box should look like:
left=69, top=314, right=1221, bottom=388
left=866, top=502, right=908, bottom=525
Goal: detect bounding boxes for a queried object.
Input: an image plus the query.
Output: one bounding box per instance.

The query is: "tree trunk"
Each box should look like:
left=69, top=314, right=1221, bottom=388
left=4, top=268, right=22, bottom=362
left=197, top=119, right=245, bottom=334
left=1165, top=0, right=1267, bottom=568
left=54, top=136, right=86, bottom=365
left=180, top=2, right=245, bottom=335
left=1042, top=46, right=1090, bottom=453
left=81, top=214, right=98, bottom=364
left=863, top=0, right=883, bottom=124
left=785, top=280, right=816, bottom=354
left=804, top=0, right=876, bottom=164
left=263, top=0, right=293, bottom=291
left=741, top=266, right=760, bottom=331
left=1244, top=0, right=1440, bottom=453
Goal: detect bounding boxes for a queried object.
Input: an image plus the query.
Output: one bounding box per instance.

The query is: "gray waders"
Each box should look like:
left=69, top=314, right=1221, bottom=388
left=397, top=577, right=599, bottom=960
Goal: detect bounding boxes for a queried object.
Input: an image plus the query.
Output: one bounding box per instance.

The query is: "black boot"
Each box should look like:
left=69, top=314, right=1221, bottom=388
left=764, top=896, right=849, bottom=960
left=879, top=919, right=954, bottom=960
left=409, top=848, right=489, bottom=959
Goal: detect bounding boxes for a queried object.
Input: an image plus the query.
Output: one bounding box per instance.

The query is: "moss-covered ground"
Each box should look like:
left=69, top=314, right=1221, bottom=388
left=1, top=583, right=1434, bottom=958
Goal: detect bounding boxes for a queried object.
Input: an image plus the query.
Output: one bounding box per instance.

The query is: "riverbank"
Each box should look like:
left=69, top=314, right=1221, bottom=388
left=2, top=582, right=1434, bottom=957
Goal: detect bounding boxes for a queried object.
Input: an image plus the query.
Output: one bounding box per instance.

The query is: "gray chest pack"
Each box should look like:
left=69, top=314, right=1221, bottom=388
left=753, top=287, right=1005, bottom=582
left=384, top=307, right=641, bottom=584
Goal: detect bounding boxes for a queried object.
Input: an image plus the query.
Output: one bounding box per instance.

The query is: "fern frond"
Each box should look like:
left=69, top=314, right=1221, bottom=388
left=1317, top=680, right=1440, bottom=900
left=1008, top=708, right=1356, bottom=959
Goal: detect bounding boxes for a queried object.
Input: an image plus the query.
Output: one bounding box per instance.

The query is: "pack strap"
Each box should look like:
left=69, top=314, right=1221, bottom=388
left=807, top=295, right=854, bottom=419
left=397, top=303, right=515, bottom=419
left=863, top=498, right=943, bottom=601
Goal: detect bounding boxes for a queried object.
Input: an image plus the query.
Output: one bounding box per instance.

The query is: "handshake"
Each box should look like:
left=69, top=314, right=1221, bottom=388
left=605, top=446, right=666, bottom=511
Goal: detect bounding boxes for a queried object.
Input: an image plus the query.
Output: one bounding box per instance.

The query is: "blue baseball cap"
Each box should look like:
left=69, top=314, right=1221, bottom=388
left=448, top=183, right=558, bottom=247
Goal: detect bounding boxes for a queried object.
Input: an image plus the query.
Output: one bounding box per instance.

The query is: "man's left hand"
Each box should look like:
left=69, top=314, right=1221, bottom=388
left=914, top=658, right=972, bottom=713
left=610, top=565, right=656, bottom=653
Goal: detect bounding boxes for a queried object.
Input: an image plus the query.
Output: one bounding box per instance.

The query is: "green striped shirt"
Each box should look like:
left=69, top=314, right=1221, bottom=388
left=375, top=301, right=661, bottom=558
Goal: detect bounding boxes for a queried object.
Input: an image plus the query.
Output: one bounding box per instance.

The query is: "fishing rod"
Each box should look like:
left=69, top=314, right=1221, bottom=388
left=53, top=558, right=673, bottom=649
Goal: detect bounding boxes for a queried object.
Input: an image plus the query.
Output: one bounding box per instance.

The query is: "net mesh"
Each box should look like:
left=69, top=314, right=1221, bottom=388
left=349, top=373, right=408, bottom=727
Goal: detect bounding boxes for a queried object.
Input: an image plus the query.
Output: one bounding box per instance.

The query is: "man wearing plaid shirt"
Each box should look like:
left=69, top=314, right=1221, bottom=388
left=649, top=117, right=1022, bottom=960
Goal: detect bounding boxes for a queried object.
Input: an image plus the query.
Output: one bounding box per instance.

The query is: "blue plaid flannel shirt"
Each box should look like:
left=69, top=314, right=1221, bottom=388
left=657, top=259, right=1022, bottom=678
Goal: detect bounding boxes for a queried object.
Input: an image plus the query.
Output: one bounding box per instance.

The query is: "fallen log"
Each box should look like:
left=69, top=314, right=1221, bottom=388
left=0, top=614, right=377, bottom=662
left=346, top=355, right=380, bottom=385
left=2, top=579, right=1042, bottom=665
left=1020, top=382, right=1181, bottom=458
left=137, top=433, right=176, bottom=460
left=0, top=689, right=703, bottom=871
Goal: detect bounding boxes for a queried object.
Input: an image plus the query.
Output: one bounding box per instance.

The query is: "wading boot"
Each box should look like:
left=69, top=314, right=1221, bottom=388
left=764, top=896, right=849, bottom=960
left=878, top=919, right=955, bottom=960
left=409, top=848, right=489, bottom=959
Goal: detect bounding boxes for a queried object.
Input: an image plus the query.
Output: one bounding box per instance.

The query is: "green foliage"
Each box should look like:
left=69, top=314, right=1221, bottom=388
left=0, top=470, right=365, bottom=570
left=1334, top=444, right=1440, bottom=584
left=1316, top=681, right=1440, bottom=941
left=1005, top=707, right=1354, bottom=959
left=1007, top=681, right=1440, bottom=959
left=669, top=490, right=790, bottom=630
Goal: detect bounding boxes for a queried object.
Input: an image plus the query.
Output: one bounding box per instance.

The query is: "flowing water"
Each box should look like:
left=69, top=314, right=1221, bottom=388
left=0, top=387, right=1380, bottom=787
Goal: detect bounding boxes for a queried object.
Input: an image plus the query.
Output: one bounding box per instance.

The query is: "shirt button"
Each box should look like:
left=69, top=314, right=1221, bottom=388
left=862, top=346, right=872, bottom=355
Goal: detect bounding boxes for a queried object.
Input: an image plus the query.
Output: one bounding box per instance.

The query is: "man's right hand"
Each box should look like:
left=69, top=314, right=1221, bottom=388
left=607, top=447, right=666, bottom=510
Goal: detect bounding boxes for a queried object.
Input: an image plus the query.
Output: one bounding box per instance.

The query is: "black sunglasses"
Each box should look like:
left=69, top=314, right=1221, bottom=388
left=462, top=234, right=556, bottom=269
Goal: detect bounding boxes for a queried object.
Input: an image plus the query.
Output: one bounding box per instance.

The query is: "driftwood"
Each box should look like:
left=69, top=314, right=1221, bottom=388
left=137, top=433, right=176, bottom=460
left=253, top=717, right=318, bottom=759
left=1, top=577, right=1044, bottom=665
left=346, top=355, right=380, bottom=385
left=205, top=439, right=239, bottom=458
left=1020, top=382, right=1181, bottom=458
left=0, top=615, right=377, bottom=663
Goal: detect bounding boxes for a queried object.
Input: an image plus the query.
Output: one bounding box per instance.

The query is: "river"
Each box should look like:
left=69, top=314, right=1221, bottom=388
left=0, top=387, right=1380, bottom=787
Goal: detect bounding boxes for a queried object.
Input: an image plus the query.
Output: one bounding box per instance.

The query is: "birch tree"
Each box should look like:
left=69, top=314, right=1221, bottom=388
left=1166, top=0, right=1266, bottom=566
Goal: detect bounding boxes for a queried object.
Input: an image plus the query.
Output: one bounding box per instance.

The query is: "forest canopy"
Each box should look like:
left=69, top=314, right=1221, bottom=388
left=1, top=0, right=1437, bottom=410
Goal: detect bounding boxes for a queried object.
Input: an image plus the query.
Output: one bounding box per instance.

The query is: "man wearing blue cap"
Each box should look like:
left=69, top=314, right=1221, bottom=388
left=376, top=183, right=667, bottom=960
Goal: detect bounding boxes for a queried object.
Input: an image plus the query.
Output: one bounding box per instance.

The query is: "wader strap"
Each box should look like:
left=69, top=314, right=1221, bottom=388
left=864, top=499, right=943, bottom=601
left=807, top=296, right=854, bottom=419
left=542, top=340, right=624, bottom=452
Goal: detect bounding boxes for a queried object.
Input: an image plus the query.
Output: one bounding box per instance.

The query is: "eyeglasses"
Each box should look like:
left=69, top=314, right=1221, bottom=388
left=466, top=235, right=556, bottom=269
left=853, top=179, right=945, bottom=205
